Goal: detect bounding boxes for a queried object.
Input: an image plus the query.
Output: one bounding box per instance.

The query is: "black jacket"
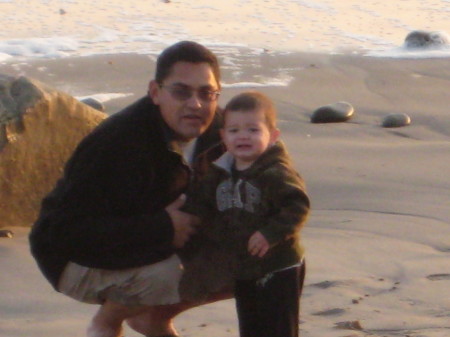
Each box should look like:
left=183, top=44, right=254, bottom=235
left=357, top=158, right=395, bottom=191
left=29, top=96, right=222, bottom=289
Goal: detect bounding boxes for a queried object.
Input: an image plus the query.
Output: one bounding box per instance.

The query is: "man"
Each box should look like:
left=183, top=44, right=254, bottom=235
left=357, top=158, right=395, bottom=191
left=29, top=41, right=226, bottom=337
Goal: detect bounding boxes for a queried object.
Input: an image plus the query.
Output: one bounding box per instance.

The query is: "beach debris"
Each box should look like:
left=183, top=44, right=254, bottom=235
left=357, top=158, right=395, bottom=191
left=311, top=101, right=354, bottom=123
left=0, top=229, right=13, bottom=238
left=59, top=9, right=66, bottom=15
left=0, top=74, right=106, bottom=227
left=335, top=320, right=364, bottom=331
left=404, top=30, right=449, bottom=49
left=81, top=97, right=105, bottom=112
left=381, top=113, right=411, bottom=128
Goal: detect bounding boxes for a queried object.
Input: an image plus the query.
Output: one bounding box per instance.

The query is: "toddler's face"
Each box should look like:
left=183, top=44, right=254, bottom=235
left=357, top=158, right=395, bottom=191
left=221, top=109, right=279, bottom=170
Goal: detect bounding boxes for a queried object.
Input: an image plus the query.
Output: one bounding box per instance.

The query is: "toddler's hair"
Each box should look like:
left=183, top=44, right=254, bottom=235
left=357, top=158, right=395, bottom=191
left=224, top=91, right=277, bottom=130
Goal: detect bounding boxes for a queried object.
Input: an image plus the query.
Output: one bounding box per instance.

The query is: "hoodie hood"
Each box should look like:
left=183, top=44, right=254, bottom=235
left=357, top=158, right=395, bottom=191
left=213, top=140, right=292, bottom=176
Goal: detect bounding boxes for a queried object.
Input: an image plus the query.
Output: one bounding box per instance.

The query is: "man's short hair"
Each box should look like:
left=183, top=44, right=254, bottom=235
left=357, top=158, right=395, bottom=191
left=224, top=91, right=277, bottom=131
left=155, top=41, right=221, bottom=88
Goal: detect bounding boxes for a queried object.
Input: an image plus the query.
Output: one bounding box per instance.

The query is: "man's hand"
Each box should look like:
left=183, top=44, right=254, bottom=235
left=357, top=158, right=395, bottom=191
left=248, top=231, right=270, bottom=257
left=165, top=194, right=199, bottom=248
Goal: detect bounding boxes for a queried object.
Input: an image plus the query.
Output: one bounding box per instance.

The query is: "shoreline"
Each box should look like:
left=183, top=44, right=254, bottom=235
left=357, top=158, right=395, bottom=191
left=2, top=50, right=450, bottom=115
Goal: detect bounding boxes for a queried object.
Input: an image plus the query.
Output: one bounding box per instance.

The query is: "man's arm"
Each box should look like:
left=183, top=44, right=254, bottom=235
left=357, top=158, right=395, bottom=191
left=33, top=119, right=187, bottom=269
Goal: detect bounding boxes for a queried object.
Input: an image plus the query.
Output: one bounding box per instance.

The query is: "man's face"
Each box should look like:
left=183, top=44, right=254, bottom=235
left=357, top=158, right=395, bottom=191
left=149, top=61, right=220, bottom=141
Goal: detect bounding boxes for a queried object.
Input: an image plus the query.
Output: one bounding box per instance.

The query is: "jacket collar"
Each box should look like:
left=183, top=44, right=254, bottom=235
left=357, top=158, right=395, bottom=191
left=213, top=141, right=289, bottom=175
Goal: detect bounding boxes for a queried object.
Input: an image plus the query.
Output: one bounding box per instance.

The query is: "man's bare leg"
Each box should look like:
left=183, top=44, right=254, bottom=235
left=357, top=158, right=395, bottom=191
left=88, top=300, right=146, bottom=337
left=126, top=291, right=232, bottom=337
left=126, top=305, right=183, bottom=337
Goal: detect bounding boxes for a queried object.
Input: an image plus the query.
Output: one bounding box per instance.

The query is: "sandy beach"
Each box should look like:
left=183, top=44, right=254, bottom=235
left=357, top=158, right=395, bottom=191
left=1, top=50, right=449, bottom=337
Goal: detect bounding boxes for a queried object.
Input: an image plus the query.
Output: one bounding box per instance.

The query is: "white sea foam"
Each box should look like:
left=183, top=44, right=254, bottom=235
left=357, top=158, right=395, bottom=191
left=223, top=81, right=288, bottom=88
left=0, top=53, right=12, bottom=62
left=367, top=45, right=450, bottom=59
left=0, top=0, right=449, bottom=60
left=75, top=93, right=133, bottom=103
left=0, top=38, right=78, bottom=58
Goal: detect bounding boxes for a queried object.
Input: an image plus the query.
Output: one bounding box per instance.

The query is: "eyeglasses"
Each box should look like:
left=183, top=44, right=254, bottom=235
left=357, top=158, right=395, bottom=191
left=159, top=84, right=220, bottom=103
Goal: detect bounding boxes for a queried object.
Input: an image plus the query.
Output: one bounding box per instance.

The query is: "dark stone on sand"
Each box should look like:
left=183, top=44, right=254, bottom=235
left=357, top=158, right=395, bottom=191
left=312, top=308, right=346, bottom=316
left=381, top=113, right=411, bottom=128
left=0, top=229, right=13, bottom=238
left=311, top=101, right=354, bottom=123
left=0, top=74, right=106, bottom=227
left=310, top=280, right=339, bottom=289
left=81, top=97, right=105, bottom=112
left=335, top=320, right=363, bottom=331
left=404, top=30, right=449, bottom=49
left=426, top=273, right=450, bottom=281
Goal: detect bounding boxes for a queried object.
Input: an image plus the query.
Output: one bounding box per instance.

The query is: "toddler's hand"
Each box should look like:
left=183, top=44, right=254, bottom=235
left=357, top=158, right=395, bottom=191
left=248, top=231, right=270, bottom=257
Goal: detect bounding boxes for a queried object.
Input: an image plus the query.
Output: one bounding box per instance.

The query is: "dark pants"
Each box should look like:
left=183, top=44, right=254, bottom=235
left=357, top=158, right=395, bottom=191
left=234, top=262, right=306, bottom=337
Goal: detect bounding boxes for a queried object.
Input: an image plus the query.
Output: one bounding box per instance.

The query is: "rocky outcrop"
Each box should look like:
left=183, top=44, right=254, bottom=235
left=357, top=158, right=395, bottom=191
left=0, top=75, right=106, bottom=227
left=404, top=30, right=449, bottom=49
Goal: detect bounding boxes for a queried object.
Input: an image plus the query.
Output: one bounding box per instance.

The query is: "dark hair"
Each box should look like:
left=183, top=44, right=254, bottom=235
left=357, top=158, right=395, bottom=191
left=155, top=41, right=221, bottom=88
left=224, top=91, right=277, bottom=130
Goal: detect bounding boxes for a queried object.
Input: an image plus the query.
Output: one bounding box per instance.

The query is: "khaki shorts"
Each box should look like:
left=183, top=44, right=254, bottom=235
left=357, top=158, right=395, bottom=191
left=58, top=254, right=183, bottom=306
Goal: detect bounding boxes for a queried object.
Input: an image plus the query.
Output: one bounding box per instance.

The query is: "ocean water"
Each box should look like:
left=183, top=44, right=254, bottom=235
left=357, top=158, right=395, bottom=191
left=0, top=0, right=449, bottom=61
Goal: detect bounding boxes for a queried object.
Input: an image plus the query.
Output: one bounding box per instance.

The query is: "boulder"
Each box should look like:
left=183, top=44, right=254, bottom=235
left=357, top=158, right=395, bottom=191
left=0, top=74, right=106, bottom=227
left=80, top=97, right=105, bottom=112
left=311, top=101, right=354, bottom=123
left=381, top=113, right=411, bottom=128
left=404, top=30, right=449, bottom=49
left=0, top=229, right=13, bottom=238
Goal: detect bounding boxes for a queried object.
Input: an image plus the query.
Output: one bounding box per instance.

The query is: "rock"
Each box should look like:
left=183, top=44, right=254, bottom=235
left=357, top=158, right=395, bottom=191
left=311, top=101, right=354, bottom=123
left=404, top=30, right=449, bottom=49
left=81, top=97, right=105, bottom=112
left=0, top=229, right=13, bottom=238
left=310, top=280, right=339, bottom=289
left=312, top=308, right=346, bottom=316
left=426, top=273, right=450, bottom=281
left=381, top=113, right=411, bottom=128
left=0, top=74, right=107, bottom=227
left=335, top=320, right=363, bottom=331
